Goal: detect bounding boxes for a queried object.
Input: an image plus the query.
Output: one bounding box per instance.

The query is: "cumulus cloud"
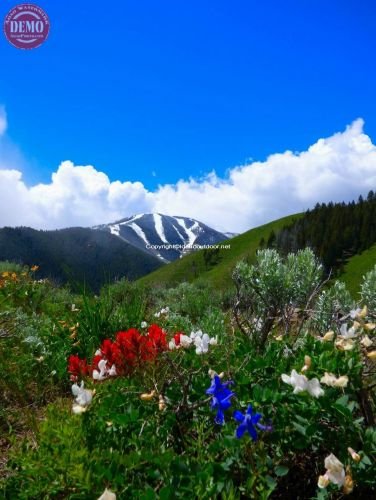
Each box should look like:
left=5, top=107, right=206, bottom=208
left=0, top=118, right=376, bottom=232
left=0, top=107, right=7, bottom=136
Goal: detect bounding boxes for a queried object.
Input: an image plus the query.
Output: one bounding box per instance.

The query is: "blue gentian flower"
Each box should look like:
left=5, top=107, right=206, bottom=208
left=206, top=375, right=235, bottom=425
left=233, top=405, right=272, bottom=440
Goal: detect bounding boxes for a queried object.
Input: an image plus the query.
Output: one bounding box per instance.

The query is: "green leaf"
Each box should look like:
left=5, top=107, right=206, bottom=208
left=274, top=465, right=289, bottom=477
left=292, top=422, right=306, bottom=436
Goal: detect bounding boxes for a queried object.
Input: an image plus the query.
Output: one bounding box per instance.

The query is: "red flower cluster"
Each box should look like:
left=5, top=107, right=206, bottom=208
left=68, top=354, right=90, bottom=381
left=68, top=324, right=168, bottom=381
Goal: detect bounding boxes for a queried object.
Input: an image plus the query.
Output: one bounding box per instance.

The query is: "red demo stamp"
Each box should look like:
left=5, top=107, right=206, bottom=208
left=4, top=4, right=50, bottom=49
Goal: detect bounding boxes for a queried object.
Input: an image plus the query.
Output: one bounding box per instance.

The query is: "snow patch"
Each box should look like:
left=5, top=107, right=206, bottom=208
left=129, top=223, right=150, bottom=247
left=109, top=224, right=120, bottom=236
left=153, top=213, right=169, bottom=244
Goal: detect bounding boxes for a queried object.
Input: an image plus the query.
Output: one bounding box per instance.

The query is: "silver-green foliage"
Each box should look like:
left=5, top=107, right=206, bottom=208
left=361, top=264, right=376, bottom=311
left=233, top=248, right=323, bottom=347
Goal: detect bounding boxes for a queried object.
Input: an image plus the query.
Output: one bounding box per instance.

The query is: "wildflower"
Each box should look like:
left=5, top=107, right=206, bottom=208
left=68, top=354, right=89, bottom=381
left=364, top=322, right=376, bottom=331
left=92, top=358, right=117, bottom=381
left=301, top=355, right=311, bottom=373
left=168, top=332, right=192, bottom=350
left=347, top=447, right=361, bottom=462
left=97, top=488, right=116, bottom=500
left=233, top=405, right=272, bottom=440
left=322, top=330, right=335, bottom=341
left=140, top=390, right=156, bottom=401
left=158, top=394, right=166, bottom=411
left=281, top=369, right=324, bottom=397
left=154, top=306, right=169, bottom=318
left=335, top=338, right=355, bottom=351
left=361, top=335, right=373, bottom=347
left=366, top=350, right=376, bottom=361
left=318, top=453, right=346, bottom=488
left=72, top=381, right=93, bottom=414
left=206, top=375, right=235, bottom=425
left=317, top=475, right=330, bottom=488
left=190, top=330, right=217, bottom=355
left=343, top=475, right=354, bottom=495
left=208, top=369, right=224, bottom=379
left=340, top=323, right=358, bottom=339
left=275, top=334, right=283, bottom=341
left=141, top=321, right=148, bottom=329
left=30, top=265, right=39, bottom=272
left=320, top=372, right=349, bottom=388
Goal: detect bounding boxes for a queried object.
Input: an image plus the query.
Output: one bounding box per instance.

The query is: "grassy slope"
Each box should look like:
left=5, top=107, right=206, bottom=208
left=139, top=214, right=301, bottom=289
left=340, top=244, right=376, bottom=298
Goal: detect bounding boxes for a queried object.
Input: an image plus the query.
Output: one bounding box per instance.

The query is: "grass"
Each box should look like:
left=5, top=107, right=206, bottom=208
left=340, top=244, right=376, bottom=298
left=139, top=213, right=301, bottom=290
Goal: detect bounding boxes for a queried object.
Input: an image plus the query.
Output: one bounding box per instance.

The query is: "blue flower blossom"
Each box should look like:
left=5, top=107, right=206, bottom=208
left=233, top=405, right=272, bottom=440
left=206, top=375, right=235, bottom=425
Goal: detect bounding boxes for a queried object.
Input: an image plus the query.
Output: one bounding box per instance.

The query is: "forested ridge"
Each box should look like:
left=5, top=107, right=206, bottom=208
left=264, top=190, right=376, bottom=273
left=0, top=226, right=162, bottom=292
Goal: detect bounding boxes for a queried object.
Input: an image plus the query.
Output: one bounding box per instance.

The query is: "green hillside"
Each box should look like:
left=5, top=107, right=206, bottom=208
left=340, top=244, right=376, bottom=298
left=139, top=213, right=301, bottom=289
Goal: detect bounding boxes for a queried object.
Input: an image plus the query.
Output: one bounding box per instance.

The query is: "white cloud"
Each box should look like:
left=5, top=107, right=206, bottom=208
left=0, top=118, right=376, bottom=232
left=0, top=107, right=7, bottom=136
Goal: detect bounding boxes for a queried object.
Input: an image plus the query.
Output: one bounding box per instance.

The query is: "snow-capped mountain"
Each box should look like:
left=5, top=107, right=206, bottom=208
left=94, top=213, right=229, bottom=262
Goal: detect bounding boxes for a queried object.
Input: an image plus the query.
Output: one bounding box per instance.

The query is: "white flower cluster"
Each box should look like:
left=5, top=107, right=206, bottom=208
left=169, top=330, right=218, bottom=355
left=154, top=306, right=170, bottom=318
left=71, top=381, right=93, bottom=414
left=281, top=369, right=324, bottom=398
left=92, top=356, right=117, bottom=381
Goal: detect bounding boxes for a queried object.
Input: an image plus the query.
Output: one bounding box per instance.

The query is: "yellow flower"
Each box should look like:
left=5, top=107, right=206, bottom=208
left=322, top=330, right=335, bottom=341
left=366, top=350, right=376, bottom=361
left=30, top=265, right=39, bottom=272
left=320, top=372, right=349, bottom=388
left=158, top=394, right=166, bottom=411
left=364, top=323, right=376, bottom=331
left=335, top=338, right=355, bottom=351
left=317, top=474, right=330, bottom=488
left=1, top=271, right=10, bottom=278
left=361, top=335, right=373, bottom=347
left=359, top=305, right=368, bottom=319
left=343, top=475, right=354, bottom=495
left=140, top=390, right=156, bottom=401
left=347, top=447, right=361, bottom=462
left=301, top=355, right=311, bottom=373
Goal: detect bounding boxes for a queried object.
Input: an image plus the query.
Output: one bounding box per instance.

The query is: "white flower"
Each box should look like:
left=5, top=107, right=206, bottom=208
left=324, top=453, right=346, bottom=487
left=335, top=338, right=355, bottom=351
left=361, top=335, right=373, bottom=347
left=98, top=488, right=116, bottom=500
left=209, top=336, right=218, bottom=346
left=141, top=321, right=148, bottom=329
left=281, top=369, right=324, bottom=397
left=350, top=305, right=367, bottom=319
left=320, top=372, right=349, bottom=388
left=92, top=359, right=116, bottom=381
left=180, top=334, right=193, bottom=347
left=194, top=333, right=210, bottom=355
left=71, top=381, right=93, bottom=413
left=340, top=323, right=358, bottom=339
left=350, top=308, right=362, bottom=319
left=154, top=307, right=170, bottom=318
left=168, top=339, right=176, bottom=350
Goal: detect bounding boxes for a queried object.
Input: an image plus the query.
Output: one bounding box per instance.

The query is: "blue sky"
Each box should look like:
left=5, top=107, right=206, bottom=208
left=1, top=1, right=376, bottom=232
left=1, top=0, right=375, bottom=188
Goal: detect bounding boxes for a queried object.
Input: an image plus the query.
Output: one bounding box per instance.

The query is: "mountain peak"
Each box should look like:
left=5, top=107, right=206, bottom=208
left=94, top=213, right=229, bottom=262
